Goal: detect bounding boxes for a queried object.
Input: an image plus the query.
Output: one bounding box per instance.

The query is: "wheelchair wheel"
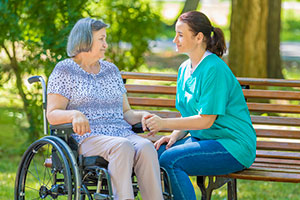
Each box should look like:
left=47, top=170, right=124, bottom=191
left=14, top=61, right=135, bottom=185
left=15, top=138, right=73, bottom=200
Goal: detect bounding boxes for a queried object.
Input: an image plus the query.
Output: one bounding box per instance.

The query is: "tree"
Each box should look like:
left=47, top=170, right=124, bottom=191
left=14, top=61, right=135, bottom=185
left=0, top=0, right=86, bottom=141
left=88, top=0, right=161, bottom=71
left=171, top=0, right=200, bottom=27
left=228, top=0, right=282, bottom=78
left=0, top=0, right=162, bottom=142
left=228, top=0, right=268, bottom=78
left=267, top=0, right=283, bottom=78
left=180, top=0, right=200, bottom=16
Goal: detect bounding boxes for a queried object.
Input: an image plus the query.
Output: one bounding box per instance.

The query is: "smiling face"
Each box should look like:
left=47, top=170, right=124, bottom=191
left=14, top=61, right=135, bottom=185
left=173, top=20, right=203, bottom=55
left=90, top=28, right=108, bottom=59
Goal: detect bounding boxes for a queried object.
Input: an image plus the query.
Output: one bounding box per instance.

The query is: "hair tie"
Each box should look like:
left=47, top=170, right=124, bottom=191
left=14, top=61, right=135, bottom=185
left=211, top=26, right=215, bottom=32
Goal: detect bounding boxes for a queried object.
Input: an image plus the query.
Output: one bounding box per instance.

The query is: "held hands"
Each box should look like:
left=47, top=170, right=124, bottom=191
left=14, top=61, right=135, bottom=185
left=142, top=114, right=163, bottom=136
left=72, top=111, right=91, bottom=136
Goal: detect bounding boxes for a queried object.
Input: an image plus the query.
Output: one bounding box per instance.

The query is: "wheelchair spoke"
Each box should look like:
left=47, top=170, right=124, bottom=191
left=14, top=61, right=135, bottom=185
left=16, top=138, right=75, bottom=200
left=25, top=185, right=40, bottom=192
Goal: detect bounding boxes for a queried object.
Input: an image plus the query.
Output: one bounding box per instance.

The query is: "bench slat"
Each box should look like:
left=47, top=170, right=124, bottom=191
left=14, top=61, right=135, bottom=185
left=256, top=150, right=300, bottom=160
left=121, top=72, right=300, bottom=87
left=249, top=166, right=300, bottom=173
left=247, top=103, right=300, bottom=113
left=243, top=89, right=300, bottom=100
left=128, top=97, right=175, bottom=107
left=256, top=129, right=300, bottom=139
left=237, top=77, right=300, bottom=87
left=130, top=98, right=300, bottom=114
left=252, top=163, right=300, bottom=170
left=222, top=169, right=300, bottom=182
left=255, top=157, right=300, bottom=165
left=251, top=116, right=300, bottom=126
left=121, top=72, right=177, bottom=81
left=257, top=141, right=300, bottom=151
left=126, top=84, right=176, bottom=95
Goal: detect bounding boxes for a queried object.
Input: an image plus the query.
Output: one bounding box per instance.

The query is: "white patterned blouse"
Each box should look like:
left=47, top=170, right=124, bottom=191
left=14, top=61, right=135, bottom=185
left=47, top=58, right=135, bottom=144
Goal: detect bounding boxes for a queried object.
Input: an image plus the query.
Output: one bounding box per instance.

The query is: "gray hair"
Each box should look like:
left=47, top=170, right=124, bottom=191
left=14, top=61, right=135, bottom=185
left=67, top=18, right=108, bottom=57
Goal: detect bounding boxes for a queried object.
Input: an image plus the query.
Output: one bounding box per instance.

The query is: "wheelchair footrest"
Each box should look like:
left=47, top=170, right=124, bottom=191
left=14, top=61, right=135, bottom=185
left=94, top=193, right=113, bottom=200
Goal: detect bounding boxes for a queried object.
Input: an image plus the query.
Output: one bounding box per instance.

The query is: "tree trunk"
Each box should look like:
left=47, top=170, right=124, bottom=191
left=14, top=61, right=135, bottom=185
left=229, top=0, right=268, bottom=78
left=172, top=0, right=200, bottom=27
left=4, top=42, right=40, bottom=141
left=267, top=0, right=283, bottom=78
left=181, top=0, right=200, bottom=15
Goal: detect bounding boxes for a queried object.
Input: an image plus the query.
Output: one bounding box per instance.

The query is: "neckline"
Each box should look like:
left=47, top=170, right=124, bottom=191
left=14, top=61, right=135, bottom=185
left=70, top=58, right=102, bottom=75
left=189, top=53, right=214, bottom=75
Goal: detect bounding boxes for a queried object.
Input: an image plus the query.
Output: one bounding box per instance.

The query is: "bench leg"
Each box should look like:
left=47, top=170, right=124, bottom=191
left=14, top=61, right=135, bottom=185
left=197, top=176, right=237, bottom=200
left=227, top=178, right=237, bottom=200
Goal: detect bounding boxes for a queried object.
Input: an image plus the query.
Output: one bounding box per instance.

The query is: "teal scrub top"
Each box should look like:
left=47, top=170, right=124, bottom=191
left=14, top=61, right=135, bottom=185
left=176, top=54, right=256, bottom=168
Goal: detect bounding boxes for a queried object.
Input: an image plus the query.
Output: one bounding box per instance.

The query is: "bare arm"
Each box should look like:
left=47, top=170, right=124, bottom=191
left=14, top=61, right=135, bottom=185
left=47, top=93, right=90, bottom=135
left=122, top=93, right=150, bottom=131
left=145, top=114, right=217, bottom=136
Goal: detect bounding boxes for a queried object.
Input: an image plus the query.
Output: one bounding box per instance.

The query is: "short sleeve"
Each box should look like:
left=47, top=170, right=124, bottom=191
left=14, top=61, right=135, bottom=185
left=47, top=63, right=74, bottom=99
left=111, top=63, right=127, bottom=94
left=198, top=65, right=229, bottom=115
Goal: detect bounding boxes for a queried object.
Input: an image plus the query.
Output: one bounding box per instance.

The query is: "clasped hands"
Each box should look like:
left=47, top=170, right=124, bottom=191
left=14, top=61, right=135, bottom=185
left=141, top=114, right=163, bottom=137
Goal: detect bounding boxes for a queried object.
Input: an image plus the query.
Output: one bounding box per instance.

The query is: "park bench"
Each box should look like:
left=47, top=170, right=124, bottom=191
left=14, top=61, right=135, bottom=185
left=121, top=71, right=300, bottom=200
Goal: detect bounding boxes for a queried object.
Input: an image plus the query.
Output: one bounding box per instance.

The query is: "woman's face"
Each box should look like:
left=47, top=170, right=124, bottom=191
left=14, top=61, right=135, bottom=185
left=90, top=28, right=108, bottom=59
left=173, top=20, right=201, bottom=54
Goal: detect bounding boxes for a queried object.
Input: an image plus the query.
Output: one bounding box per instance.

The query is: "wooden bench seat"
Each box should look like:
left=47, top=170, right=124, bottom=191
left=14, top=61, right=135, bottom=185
left=121, top=71, right=300, bottom=200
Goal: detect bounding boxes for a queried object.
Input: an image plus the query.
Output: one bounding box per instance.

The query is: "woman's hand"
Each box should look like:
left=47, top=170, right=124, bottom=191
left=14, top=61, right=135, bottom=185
left=154, top=135, right=177, bottom=150
left=141, top=112, right=151, bottom=132
left=144, top=114, right=164, bottom=136
left=71, top=111, right=91, bottom=136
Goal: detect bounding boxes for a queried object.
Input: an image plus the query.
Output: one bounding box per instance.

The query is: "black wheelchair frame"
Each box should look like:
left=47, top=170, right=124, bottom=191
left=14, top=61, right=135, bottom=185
left=14, top=76, right=173, bottom=200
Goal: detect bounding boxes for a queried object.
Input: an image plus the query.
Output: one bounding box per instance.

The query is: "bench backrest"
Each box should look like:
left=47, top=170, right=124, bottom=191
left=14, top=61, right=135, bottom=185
left=121, top=72, right=300, bottom=156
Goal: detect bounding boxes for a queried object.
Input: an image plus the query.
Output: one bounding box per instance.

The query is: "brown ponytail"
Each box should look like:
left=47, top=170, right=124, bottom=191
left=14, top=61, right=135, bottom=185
left=207, top=27, right=227, bottom=57
left=179, top=11, right=227, bottom=57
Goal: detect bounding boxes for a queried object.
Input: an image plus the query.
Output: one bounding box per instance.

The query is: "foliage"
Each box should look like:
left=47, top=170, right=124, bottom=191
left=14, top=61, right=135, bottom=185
left=88, top=0, right=162, bottom=71
left=281, top=9, right=300, bottom=41
left=0, top=0, right=87, bottom=141
left=0, top=0, right=162, bottom=141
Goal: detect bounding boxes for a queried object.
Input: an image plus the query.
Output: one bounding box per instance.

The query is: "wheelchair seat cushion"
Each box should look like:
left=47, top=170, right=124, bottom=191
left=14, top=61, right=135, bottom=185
left=83, top=156, right=108, bottom=168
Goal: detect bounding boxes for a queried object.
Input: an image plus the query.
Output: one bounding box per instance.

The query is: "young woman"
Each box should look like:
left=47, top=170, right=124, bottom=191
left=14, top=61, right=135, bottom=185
left=47, top=18, right=163, bottom=200
left=144, top=11, right=256, bottom=200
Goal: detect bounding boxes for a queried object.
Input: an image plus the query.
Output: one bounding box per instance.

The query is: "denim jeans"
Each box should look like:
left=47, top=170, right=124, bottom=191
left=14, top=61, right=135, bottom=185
left=158, top=136, right=245, bottom=200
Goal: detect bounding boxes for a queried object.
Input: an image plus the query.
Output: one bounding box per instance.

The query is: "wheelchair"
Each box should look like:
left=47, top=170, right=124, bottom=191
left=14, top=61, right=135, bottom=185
left=14, top=76, right=173, bottom=200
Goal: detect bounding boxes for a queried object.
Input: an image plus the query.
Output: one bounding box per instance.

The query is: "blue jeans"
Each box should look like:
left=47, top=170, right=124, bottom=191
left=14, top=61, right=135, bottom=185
left=158, top=137, right=245, bottom=200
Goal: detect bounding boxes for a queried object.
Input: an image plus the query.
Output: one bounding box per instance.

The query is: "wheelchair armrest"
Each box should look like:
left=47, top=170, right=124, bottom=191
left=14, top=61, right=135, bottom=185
left=50, top=123, right=74, bottom=136
left=50, top=122, right=145, bottom=134
left=132, top=122, right=144, bottom=133
left=50, top=123, right=73, bottom=129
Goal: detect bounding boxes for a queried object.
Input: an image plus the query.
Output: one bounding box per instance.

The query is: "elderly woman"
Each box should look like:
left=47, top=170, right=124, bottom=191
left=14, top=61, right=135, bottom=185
left=46, top=18, right=163, bottom=200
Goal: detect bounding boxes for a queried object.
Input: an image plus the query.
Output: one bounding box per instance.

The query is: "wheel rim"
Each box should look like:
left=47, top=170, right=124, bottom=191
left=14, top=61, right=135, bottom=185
left=15, top=138, right=73, bottom=200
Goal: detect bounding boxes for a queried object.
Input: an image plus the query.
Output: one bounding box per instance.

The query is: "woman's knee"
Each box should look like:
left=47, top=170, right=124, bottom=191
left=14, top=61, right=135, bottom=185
left=136, top=141, right=158, bottom=159
left=116, top=139, right=135, bottom=157
left=159, top=150, right=174, bottom=169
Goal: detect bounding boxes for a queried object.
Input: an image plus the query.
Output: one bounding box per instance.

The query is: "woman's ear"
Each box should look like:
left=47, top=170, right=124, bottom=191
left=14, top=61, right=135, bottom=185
left=196, top=32, right=204, bottom=44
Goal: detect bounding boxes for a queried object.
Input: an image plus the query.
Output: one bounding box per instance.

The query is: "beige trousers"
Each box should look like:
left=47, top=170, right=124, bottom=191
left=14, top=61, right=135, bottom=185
left=79, top=134, right=163, bottom=200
